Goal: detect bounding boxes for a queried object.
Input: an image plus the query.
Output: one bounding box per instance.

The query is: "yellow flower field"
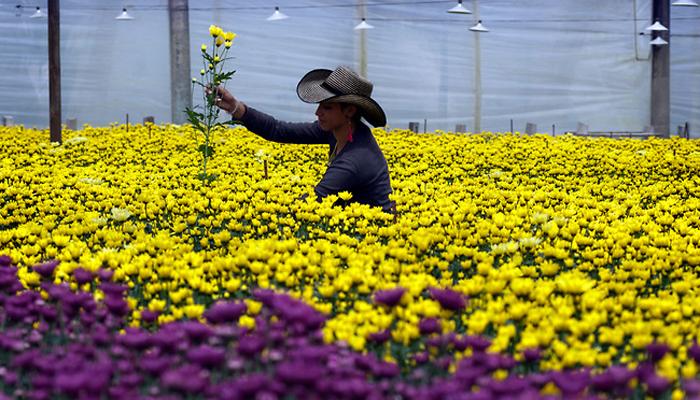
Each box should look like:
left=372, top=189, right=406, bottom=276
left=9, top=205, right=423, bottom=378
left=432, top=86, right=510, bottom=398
left=1, top=123, right=700, bottom=393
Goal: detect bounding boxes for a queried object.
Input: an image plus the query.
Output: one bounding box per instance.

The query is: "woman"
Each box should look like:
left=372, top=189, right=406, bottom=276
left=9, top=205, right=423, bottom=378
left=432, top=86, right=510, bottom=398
left=211, top=66, right=394, bottom=213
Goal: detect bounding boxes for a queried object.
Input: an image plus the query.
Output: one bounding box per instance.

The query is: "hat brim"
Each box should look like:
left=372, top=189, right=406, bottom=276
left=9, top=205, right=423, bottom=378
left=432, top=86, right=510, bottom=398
left=296, top=69, right=387, bottom=128
left=296, top=69, right=335, bottom=103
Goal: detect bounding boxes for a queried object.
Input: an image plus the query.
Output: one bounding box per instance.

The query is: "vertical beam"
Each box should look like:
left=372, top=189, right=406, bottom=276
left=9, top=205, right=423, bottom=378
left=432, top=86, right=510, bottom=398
left=651, top=0, right=670, bottom=137
left=473, top=0, right=482, bottom=134
left=48, top=0, right=61, bottom=143
left=169, top=0, right=192, bottom=124
left=357, top=1, right=368, bottom=78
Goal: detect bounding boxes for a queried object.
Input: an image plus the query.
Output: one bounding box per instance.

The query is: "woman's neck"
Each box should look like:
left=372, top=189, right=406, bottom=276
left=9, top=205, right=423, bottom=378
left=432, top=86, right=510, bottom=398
left=332, top=121, right=355, bottom=153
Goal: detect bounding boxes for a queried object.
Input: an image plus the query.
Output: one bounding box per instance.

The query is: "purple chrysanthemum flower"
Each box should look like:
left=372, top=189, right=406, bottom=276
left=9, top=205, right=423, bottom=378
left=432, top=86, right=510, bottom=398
left=428, top=287, right=467, bottom=311
left=180, top=321, right=213, bottom=342
left=162, top=365, right=209, bottom=394
left=140, top=354, right=172, bottom=376
left=103, top=295, right=129, bottom=317
left=419, top=318, right=442, bottom=335
left=687, top=342, right=700, bottom=363
left=645, top=374, right=671, bottom=396
left=373, top=287, right=406, bottom=307
left=523, top=348, right=541, bottom=362
left=466, top=335, right=492, bottom=352
left=117, top=329, right=151, bottom=351
left=33, top=260, right=58, bottom=278
left=646, top=342, right=670, bottom=363
left=203, top=301, right=247, bottom=324
left=140, top=309, right=159, bottom=323
left=551, top=370, right=590, bottom=395
left=368, top=330, right=391, bottom=344
left=0, top=255, right=12, bottom=267
left=276, top=361, right=323, bottom=384
left=684, top=379, right=700, bottom=397
left=237, top=335, right=266, bottom=358
left=72, top=268, right=94, bottom=285
left=413, top=352, right=430, bottom=364
left=97, top=268, right=114, bottom=282
left=187, top=345, right=226, bottom=368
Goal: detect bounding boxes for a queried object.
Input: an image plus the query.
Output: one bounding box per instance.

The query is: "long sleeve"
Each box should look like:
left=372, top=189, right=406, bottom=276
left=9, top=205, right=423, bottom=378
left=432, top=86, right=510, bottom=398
left=238, top=106, right=331, bottom=145
left=314, top=156, right=359, bottom=198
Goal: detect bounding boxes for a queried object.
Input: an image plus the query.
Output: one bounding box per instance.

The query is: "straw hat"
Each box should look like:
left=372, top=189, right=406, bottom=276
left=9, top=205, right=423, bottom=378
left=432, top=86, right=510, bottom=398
left=296, top=66, right=387, bottom=127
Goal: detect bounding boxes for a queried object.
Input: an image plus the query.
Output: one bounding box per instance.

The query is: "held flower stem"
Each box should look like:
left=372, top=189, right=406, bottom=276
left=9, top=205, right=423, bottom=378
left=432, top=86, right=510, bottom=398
left=186, top=25, right=237, bottom=183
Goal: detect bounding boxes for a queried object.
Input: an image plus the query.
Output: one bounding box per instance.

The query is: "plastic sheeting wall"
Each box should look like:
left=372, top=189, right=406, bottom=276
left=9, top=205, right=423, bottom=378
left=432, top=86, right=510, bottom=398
left=0, top=0, right=698, bottom=136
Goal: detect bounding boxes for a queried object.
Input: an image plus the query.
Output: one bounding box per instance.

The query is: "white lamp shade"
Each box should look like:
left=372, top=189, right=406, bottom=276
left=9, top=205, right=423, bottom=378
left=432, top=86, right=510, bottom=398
left=646, top=21, right=668, bottom=31
left=469, top=20, right=489, bottom=32
left=672, top=0, right=699, bottom=6
left=116, top=8, right=134, bottom=20
left=267, top=7, right=288, bottom=21
left=354, top=18, right=374, bottom=30
left=448, top=0, right=472, bottom=14
left=650, top=36, right=669, bottom=46
left=29, top=7, right=46, bottom=18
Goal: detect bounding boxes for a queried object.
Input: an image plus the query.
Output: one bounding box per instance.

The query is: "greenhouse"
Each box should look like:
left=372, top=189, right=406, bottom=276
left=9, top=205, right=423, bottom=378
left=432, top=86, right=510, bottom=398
left=1, top=1, right=700, bottom=399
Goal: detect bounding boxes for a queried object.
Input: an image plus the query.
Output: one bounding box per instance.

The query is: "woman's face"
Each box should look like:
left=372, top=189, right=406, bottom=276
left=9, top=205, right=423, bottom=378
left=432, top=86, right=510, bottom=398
left=315, top=102, right=347, bottom=132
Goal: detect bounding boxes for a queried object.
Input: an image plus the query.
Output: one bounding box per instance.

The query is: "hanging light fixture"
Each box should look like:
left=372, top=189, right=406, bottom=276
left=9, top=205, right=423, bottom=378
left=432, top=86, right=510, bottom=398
left=672, top=0, right=699, bottom=6
left=267, top=7, right=288, bottom=21
left=115, top=8, right=134, bottom=20
left=645, top=20, right=668, bottom=31
left=354, top=18, right=374, bottom=30
left=469, top=20, right=489, bottom=32
left=29, top=6, right=46, bottom=18
left=447, top=0, right=471, bottom=14
left=650, top=36, right=669, bottom=45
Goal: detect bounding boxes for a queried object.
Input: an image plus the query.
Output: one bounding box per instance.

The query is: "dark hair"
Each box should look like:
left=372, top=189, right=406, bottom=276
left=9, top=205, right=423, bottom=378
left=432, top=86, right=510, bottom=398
left=340, top=103, right=363, bottom=124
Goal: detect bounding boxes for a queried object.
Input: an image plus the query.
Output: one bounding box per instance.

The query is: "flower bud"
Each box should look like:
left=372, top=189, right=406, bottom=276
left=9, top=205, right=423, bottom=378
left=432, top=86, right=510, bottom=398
left=201, top=44, right=207, bottom=52
left=209, top=24, right=220, bottom=37
left=225, top=41, right=232, bottom=48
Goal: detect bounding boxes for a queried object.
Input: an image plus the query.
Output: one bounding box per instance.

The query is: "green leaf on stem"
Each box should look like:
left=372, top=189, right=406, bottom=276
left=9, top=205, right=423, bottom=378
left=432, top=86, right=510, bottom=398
left=198, top=144, right=215, bottom=157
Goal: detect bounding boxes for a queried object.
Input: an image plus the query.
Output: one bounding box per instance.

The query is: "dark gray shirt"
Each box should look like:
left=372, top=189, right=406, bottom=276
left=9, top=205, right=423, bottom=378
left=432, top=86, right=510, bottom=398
left=238, top=106, right=394, bottom=212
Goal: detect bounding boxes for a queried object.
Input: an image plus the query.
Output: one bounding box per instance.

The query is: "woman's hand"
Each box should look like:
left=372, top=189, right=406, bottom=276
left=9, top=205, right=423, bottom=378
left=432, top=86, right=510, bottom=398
left=206, top=86, right=246, bottom=119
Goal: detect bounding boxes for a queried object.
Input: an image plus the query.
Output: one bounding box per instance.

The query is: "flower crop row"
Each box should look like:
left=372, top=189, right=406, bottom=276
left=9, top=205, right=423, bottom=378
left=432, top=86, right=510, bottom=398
left=1, top=124, right=700, bottom=397
left=4, top=257, right=700, bottom=399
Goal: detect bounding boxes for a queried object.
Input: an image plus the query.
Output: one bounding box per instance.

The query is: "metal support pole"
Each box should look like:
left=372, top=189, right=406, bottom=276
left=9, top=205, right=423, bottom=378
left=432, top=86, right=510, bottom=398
left=169, top=0, right=192, bottom=124
left=651, top=0, right=670, bottom=137
left=49, top=0, right=61, bottom=143
left=357, top=1, right=368, bottom=78
left=473, top=0, right=482, bottom=134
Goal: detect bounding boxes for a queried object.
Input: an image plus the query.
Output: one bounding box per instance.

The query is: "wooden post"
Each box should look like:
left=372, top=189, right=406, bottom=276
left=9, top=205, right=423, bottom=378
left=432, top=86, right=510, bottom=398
left=651, top=0, right=670, bottom=137
left=49, top=0, right=61, bottom=143
left=169, top=0, right=192, bottom=124
left=409, top=122, right=420, bottom=133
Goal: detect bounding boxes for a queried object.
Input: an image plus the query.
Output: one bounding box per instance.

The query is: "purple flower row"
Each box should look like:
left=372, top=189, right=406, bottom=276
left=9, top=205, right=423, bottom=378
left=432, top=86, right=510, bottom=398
left=1, top=256, right=699, bottom=399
